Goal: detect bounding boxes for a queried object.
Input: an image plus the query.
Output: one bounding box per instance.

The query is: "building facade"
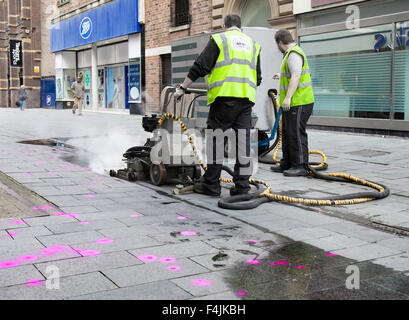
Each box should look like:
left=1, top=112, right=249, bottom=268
left=0, top=0, right=42, bottom=108
left=294, top=0, right=409, bottom=133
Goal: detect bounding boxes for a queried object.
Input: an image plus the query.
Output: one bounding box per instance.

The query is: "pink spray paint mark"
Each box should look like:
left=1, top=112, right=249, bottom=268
left=0, top=260, right=19, bottom=269
left=130, top=214, right=142, bottom=218
left=177, top=216, right=187, bottom=220
left=23, top=174, right=32, bottom=177
left=48, top=172, right=57, bottom=175
left=52, top=211, right=65, bottom=216
left=12, top=221, right=25, bottom=225
left=6, top=232, right=17, bottom=237
left=180, top=231, right=197, bottom=236
left=18, top=255, right=38, bottom=262
left=246, top=260, right=260, bottom=265
left=191, top=279, right=211, bottom=287
left=40, top=246, right=67, bottom=256
left=160, top=257, right=176, bottom=264
left=80, top=221, right=89, bottom=225
left=26, top=279, right=44, bottom=287
left=326, top=253, right=337, bottom=257
left=277, top=260, right=289, bottom=266
left=78, top=249, right=100, bottom=257
left=38, top=206, right=52, bottom=210
left=84, top=194, right=96, bottom=198
left=293, top=265, right=308, bottom=270
left=236, top=291, right=247, bottom=296
left=248, top=240, right=258, bottom=244
left=63, top=214, right=80, bottom=218
left=167, top=266, right=182, bottom=271
left=138, top=255, right=158, bottom=262
left=96, top=238, right=114, bottom=244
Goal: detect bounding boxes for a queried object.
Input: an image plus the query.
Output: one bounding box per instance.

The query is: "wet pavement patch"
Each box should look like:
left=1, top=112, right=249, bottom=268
left=224, top=241, right=409, bottom=300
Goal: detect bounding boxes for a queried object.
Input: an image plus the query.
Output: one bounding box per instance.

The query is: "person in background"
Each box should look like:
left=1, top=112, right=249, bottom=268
left=174, top=14, right=262, bottom=196
left=271, top=29, right=315, bottom=177
left=71, top=76, right=85, bottom=116
left=18, top=85, right=27, bottom=111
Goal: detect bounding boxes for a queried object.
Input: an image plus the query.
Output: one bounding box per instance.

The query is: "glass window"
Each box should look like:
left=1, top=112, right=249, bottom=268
left=392, top=21, right=409, bottom=120
left=241, top=0, right=272, bottom=28
left=300, top=25, right=393, bottom=119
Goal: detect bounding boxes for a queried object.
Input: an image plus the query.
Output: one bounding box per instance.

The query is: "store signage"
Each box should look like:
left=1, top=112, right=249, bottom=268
left=129, top=64, right=141, bottom=103
left=80, top=17, right=92, bottom=40
left=374, top=28, right=409, bottom=51
left=10, top=40, right=22, bottom=67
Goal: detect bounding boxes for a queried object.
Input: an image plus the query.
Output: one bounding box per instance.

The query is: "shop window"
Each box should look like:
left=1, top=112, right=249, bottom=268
left=173, top=0, right=190, bottom=27
left=161, top=54, right=172, bottom=91
left=300, top=24, right=393, bottom=120
left=241, top=0, right=272, bottom=28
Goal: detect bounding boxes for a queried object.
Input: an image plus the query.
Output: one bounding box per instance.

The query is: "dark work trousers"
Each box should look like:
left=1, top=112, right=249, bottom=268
left=203, top=98, right=253, bottom=194
left=280, top=103, right=314, bottom=170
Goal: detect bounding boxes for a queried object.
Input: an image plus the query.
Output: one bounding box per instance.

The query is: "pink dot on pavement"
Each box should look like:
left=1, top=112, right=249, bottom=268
left=246, top=260, right=260, bottom=265
left=12, top=221, right=25, bottom=225
left=293, top=265, right=308, bottom=270
left=38, top=206, right=52, bottom=210
left=79, top=250, right=100, bottom=257
left=326, top=253, right=337, bottom=257
left=18, top=255, right=38, bottom=262
left=130, top=214, right=141, bottom=218
left=177, top=216, right=187, bottom=220
left=191, top=279, right=211, bottom=287
left=52, top=211, right=65, bottom=216
left=138, top=255, right=158, bottom=262
left=23, top=174, right=32, bottom=177
left=80, top=221, right=89, bottom=225
left=248, top=240, right=258, bottom=244
left=167, top=266, right=182, bottom=271
left=26, top=279, right=44, bottom=287
left=277, top=260, right=289, bottom=266
left=40, top=246, right=67, bottom=255
left=160, top=257, right=176, bottom=263
left=236, top=291, right=247, bottom=296
left=48, top=172, right=57, bottom=175
left=6, top=232, right=17, bottom=237
left=63, top=214, right=80, bottom=218
left=180, top=231, right=197, bottom=236
left=96, top=238, right=114, bottom=244
left=0, top=260, right=19, bottom=269
left=84, top=194, right=96, bottom=198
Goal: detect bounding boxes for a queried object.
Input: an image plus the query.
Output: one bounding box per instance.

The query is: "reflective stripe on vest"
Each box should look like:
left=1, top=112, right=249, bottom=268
left=279, top=45, right=315, bottom=107
left=207, top=30, right=260, bottom=105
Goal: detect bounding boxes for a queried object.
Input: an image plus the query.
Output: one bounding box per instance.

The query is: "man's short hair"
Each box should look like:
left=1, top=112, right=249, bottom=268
left=224, top=14, right=241, bottom=29
left=275, top=29, right=294, bottom=45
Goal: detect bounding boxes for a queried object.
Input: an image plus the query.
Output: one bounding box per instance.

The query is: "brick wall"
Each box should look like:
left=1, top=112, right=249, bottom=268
left=0, top=0, right=42, bottom=108
left=145, top=0, right=212, bottom=113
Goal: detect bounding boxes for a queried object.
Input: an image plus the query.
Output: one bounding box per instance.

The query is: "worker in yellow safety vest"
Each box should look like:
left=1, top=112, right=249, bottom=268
left=271, top=29, right=315, bottom=177
left=174, top=14, right=262, bottom=196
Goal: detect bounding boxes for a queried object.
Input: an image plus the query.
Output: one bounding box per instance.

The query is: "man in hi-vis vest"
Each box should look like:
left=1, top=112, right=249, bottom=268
left=174, top=14, right=262, bottom=197
left=271, top=29, right=315, bottom=177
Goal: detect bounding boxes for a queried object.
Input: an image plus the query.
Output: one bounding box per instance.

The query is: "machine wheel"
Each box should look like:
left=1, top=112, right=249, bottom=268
left=150, top=163, right=166, bottom=186
left=109, top=170, right=116, bottom=177
left=127, top=171, right=136, bottom=182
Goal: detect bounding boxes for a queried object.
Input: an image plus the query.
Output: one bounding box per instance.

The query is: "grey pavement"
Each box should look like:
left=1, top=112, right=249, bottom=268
left=0, top=108, right=408, bottom=300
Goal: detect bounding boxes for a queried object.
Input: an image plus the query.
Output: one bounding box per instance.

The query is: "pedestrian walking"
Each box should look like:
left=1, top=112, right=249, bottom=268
left=18, top=85, right=27, bottom=111
left=71, top=77, right=85, bottom=116
left=271, top=29, right=315, bottom=177
left=174, top=14, right=262, bottom=196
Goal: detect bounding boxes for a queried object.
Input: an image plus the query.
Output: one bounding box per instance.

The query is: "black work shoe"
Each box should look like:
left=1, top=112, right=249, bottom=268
left=230, top=186, right=250, bottom=196
left=270, top=165, right=289, bottom=173
left=193, top=182, right=221, bottom=197
left=283, top=167, right=309, bottom=177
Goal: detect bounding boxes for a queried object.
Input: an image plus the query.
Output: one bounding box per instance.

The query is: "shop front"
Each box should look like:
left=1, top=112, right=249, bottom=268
left=50, top=0, right=142, bottom=114
left=294, top=0, right=409, bottom=132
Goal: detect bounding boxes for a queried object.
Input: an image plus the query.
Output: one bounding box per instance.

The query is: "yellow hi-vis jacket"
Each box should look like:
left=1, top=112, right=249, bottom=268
left=207, top=29, right=261, bottom=105
left=280, top=45, right=315, bottom=107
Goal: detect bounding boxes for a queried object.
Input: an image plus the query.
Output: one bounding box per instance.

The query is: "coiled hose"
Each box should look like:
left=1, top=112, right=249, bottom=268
left=157, top=99, right=389, bottom=210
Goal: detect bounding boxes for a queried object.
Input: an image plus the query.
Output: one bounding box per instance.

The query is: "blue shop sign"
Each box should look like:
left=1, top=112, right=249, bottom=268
left=51, top=0, right=140, bottom=52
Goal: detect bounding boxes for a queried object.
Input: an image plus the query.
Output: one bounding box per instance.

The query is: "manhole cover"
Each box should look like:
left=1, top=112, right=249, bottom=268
left=346, top=149, right=390, bottom=157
